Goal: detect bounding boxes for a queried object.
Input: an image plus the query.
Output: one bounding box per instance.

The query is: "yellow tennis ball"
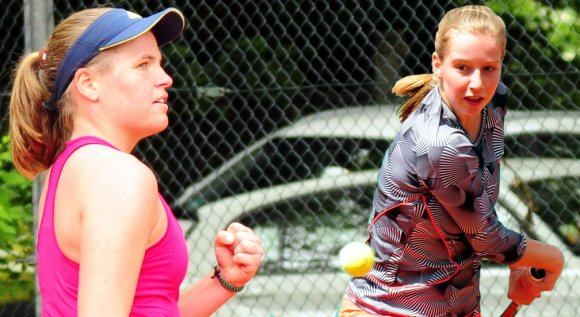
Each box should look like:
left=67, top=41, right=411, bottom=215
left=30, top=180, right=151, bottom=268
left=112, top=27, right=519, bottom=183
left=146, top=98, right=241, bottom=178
left=339, top=242, right=374, bottom=277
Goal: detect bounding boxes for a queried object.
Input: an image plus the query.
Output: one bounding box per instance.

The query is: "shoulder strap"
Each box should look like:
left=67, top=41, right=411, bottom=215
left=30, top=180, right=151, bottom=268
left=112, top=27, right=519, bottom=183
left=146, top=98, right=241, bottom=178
left=43, top=136, right=118, bottom=225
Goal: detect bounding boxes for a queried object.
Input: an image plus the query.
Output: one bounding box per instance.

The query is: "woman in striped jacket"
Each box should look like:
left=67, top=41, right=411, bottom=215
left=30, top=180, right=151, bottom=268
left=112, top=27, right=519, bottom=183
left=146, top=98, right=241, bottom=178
left=340, top=5, right=563, bottom=317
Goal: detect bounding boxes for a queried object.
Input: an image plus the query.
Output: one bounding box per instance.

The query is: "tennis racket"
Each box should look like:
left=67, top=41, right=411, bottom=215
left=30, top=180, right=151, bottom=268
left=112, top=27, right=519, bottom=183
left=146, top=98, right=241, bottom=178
left=500, top=268, right=546, bottom=317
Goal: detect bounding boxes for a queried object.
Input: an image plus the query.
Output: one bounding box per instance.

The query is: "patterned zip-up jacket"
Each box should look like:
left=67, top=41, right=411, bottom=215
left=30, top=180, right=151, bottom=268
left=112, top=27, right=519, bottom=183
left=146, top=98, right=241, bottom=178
left=347, top=83, right=526, bottom=317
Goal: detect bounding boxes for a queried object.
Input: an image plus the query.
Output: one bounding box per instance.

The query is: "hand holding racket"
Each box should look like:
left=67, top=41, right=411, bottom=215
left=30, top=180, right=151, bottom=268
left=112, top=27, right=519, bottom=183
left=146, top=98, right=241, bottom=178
left=501, top=268, right=546, bottom=317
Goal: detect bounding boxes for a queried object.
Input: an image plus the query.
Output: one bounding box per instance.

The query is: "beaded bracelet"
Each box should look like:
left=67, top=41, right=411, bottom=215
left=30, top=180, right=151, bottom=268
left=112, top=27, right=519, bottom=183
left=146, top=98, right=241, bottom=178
left=212, top=266, right=244, bottom=293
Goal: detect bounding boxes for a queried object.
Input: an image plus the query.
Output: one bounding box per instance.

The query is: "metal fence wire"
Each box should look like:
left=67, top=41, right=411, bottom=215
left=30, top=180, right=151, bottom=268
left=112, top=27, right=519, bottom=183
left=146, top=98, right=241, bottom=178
left=0, top=0, right=579, bottom=316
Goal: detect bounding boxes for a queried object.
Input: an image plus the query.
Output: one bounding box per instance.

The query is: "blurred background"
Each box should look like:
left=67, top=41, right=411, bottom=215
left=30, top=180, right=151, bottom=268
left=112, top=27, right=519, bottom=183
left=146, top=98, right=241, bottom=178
left=0, top=0, right=578, bottom=316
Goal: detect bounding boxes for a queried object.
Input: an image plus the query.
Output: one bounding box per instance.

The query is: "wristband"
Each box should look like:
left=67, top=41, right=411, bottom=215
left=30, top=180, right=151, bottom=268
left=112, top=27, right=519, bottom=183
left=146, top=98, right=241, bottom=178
left=212, top=266, right=244, bottom=293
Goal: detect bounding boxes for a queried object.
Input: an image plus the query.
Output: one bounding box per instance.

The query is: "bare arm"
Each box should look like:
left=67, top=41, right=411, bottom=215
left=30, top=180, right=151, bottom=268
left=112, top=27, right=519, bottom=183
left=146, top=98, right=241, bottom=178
left=510, top=238, right=564, bottom=276
left=76, top=150, right=162, bottom=316
left=178, top=273, right=237, bottom=317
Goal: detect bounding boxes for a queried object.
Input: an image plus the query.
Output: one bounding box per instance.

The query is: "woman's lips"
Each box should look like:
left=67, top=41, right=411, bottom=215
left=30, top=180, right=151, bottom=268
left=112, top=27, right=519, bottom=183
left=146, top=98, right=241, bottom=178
left=464, top=96, right=484, bottom=107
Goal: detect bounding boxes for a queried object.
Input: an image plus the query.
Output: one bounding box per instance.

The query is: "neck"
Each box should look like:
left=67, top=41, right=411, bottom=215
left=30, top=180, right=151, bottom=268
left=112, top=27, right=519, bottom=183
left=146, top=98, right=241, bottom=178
left=70, top=127, right=138, bottom=153
left=458, top=112, right=482, bottom=142
left=438, top=87, right=482, bottom=141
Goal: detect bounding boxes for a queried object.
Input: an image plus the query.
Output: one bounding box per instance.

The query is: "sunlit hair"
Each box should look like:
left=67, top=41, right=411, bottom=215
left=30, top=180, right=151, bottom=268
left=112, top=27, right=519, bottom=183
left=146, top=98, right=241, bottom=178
left=9, top=8, right=111, bottom=179
left=393, top=5, right=506, bottom=122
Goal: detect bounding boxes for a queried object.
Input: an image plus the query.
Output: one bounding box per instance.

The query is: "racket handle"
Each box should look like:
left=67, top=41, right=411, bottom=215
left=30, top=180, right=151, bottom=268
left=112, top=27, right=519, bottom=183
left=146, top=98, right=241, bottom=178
left=500, top=268, right=545, bottom=317
left=529, top=268, right=546, bottom=281
left=501, top=301, right=521, bottom=317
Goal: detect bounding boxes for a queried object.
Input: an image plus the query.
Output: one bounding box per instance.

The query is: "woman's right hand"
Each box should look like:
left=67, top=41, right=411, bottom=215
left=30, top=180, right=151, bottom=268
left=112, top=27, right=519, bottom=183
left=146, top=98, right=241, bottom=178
left=506, top=238, right=564, bottom=305
left=507, top=266, right=557, bottom=305
left=213, top=222, right=264, bottom=289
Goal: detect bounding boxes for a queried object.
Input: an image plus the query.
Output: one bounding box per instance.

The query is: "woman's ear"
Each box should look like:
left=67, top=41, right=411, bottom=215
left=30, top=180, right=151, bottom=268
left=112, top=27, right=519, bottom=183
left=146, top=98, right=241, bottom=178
left=72, top=68, right=99, bottom=102
left=432, top=52, right=442, bottom=77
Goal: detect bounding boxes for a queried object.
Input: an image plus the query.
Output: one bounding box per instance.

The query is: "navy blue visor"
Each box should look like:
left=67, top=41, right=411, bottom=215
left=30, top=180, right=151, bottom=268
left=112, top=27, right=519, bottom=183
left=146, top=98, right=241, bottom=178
left=47, top=7, right=184, bottom=109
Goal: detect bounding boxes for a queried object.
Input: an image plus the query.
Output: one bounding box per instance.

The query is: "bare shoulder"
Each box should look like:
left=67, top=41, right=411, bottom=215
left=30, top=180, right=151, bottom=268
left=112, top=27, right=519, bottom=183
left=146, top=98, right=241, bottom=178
left=69, top=144, right=156, bottom=188
left=65, top=144, right=160, bottom=220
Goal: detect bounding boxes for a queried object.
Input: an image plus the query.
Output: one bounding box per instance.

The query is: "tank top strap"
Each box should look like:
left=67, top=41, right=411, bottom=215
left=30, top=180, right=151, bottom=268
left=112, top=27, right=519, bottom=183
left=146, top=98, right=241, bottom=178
left=43, top=136, right=119, bottom=225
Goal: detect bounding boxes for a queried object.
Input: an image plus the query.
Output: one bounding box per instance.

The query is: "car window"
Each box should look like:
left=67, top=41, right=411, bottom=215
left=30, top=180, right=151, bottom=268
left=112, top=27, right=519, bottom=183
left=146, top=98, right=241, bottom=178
left=510, top=176, right=580, bottom=256
left=235, top=185, right=374, bottom=274
left=504, top=134, right=580, bottom=158
left=185, top=137, right=389, bottom=212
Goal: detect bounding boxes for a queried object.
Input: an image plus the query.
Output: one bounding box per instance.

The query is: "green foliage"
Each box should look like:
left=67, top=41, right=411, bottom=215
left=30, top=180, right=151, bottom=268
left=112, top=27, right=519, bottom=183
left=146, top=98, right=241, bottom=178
left=0, top=135, right=34, bottom=304
left=480, top=0, right=580, bottom=111
left=488, top=0, right=579, bottom=62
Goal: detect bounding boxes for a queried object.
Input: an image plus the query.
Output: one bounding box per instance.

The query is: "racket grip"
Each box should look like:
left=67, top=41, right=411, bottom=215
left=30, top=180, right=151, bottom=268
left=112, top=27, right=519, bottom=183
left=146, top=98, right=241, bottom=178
left=500, top=268, right=545, bottom=317
left=501, top=301, right=521, bottom=317
left=529, top=268, right=546, bottom=281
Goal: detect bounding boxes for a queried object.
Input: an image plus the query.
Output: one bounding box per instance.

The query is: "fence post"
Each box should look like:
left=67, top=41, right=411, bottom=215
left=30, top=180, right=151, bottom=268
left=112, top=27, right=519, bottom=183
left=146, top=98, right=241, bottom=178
left=23, top=0, right=53, bottom=315
left=24, top=0, right=53, bottom=53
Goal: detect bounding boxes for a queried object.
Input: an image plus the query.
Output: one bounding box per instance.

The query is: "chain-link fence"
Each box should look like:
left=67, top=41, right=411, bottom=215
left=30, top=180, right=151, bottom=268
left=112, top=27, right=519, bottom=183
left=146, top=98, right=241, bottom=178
left=1, top=0, right=578, bottom=316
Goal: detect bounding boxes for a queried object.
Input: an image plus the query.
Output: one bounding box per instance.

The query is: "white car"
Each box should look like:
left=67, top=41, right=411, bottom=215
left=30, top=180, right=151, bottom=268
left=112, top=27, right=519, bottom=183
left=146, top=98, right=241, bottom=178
left=177, top=106, right=580, bottom=317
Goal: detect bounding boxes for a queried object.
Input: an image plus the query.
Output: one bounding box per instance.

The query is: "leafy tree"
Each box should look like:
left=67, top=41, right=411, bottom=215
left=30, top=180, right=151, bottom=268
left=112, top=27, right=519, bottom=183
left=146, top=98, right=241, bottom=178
left=488, top=0, right=579, bottom=62
left=478, top=0, right=580, bottom=111
left=0, top=135, right=34, bottom=305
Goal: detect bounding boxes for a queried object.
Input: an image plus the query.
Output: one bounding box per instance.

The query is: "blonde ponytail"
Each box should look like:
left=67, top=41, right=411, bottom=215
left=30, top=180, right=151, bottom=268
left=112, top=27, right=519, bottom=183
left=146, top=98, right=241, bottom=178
left=392, top=74, right=437, bottom=122
left=9, top=52, right=57, bottom=179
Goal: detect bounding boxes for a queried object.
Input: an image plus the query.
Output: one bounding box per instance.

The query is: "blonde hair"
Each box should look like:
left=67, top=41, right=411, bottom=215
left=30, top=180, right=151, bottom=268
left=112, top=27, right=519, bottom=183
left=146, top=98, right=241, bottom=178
left=9, top=8, right=111, bottom=179
left=392, top=5, right=506, bottom=122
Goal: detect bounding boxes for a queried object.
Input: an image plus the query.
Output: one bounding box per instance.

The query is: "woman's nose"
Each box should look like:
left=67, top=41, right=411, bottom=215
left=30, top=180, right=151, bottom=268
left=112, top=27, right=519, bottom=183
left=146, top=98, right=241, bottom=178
left=469, top=70, right=483, bottom=90
left=157, top=67, right=173, bottom=88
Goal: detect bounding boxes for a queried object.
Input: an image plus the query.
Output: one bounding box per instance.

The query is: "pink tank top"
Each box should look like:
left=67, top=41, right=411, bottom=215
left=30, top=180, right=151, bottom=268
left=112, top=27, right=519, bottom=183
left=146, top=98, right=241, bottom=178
left=37, top=136, right=188, bottom=316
